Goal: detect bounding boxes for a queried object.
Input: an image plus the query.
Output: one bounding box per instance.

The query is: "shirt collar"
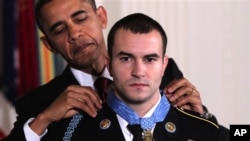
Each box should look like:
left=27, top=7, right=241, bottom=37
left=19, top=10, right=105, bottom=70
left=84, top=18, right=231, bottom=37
left=70, top=67, right=113, bottom=88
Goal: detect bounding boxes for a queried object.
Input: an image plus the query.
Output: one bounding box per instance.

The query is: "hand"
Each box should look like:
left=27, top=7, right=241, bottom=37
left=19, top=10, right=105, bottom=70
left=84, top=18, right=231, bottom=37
left=30, top=85, right=102, bottom=135
left=163, top=78, right=204, bottom=114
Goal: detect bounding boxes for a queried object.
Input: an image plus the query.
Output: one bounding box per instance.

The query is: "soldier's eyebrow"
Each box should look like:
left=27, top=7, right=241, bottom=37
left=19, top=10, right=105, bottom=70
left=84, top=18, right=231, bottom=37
left=144, top=53, right=160, bottom=58
left=117, top=51, right=133, bottom=57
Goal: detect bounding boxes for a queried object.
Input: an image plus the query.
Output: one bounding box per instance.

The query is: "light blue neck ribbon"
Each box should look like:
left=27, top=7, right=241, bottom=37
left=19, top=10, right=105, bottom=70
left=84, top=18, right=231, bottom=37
left=107, top=90, right=170, bottom=130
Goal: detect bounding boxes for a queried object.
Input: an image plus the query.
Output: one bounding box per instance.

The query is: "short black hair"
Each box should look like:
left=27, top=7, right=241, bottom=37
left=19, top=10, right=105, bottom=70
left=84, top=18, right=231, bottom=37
left=107, top=13, right=167, bottom=59
left=35, top=0, right=97, bottom=34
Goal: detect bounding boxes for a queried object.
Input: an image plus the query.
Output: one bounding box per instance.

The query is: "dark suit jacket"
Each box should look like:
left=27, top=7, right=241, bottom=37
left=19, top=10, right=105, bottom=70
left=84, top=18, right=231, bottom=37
left=90, top=104, right=225, bottom=141
left=2, top=58, right=229, bottom=141
left=2, top=64, right=79, bottom=141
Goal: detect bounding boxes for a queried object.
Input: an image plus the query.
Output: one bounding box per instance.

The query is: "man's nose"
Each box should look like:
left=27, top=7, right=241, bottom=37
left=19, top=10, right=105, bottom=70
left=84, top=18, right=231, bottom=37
left=68, top=25, right=83, bottom=43
left=131, top=61, right=146, bottom=78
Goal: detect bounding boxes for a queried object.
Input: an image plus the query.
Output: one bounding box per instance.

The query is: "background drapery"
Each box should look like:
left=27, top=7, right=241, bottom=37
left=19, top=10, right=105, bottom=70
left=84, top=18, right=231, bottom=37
left=0, top=0, right=249, bottom=137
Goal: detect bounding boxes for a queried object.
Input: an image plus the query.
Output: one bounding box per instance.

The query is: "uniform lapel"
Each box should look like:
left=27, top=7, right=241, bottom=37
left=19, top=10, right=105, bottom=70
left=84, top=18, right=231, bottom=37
left=153, top=106, right=181, bottom=141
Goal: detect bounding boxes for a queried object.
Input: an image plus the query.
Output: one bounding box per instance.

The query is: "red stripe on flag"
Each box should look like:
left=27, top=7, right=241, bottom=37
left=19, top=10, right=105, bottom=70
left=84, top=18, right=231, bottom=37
left=17, top=0, right=39, bottom=97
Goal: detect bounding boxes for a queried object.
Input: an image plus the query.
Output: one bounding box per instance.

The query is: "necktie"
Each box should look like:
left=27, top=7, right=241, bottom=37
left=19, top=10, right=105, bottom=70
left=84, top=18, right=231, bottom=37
left=127, top=124, right=143, bottom=141
left=94, top=77, right=111, bottom=102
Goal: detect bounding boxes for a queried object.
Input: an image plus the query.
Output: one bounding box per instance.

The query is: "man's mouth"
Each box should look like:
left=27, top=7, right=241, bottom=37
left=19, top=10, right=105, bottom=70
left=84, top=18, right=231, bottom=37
left=74, top=42, right=95, bottom=54
left=129, top=83, right=148, bottom=87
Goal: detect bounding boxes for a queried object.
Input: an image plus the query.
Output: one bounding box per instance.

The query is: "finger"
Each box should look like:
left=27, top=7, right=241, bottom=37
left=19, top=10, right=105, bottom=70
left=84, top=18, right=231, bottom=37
left=67, top=98, right=98, bottom=118
left=80, top=89, right=103, bottom=109
left=164, top=79, right=181, bottom=94
left=174, top=92, right=204, bottom=114
left=163, top=90, right=173, bottom=99
left=177, top=88, right=199, bottom=105
left=74, top=100, right=97, bottom=117
left=166, top=78, right=195, bottom=94
left=168, top=85, right=192, bottom=102
left=163, top=79, right=182, bottom=101
left=65, top=92, right=99, bottom=118
left=174, top=94, right=196, bottom=107
left=73, top=92, right=101, bottom=115
left=67, top=85, right=103, bottom=109
left=43, top=95, right=96, bottom=121
left=63, top=86, right=102, bottom=117
left=179, top=105, right=192, bottom=111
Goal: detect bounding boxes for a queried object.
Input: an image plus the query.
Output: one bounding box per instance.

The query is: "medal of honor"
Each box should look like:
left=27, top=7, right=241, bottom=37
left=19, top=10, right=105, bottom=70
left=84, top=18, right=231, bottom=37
left=142, top=129, right=155, bottom=141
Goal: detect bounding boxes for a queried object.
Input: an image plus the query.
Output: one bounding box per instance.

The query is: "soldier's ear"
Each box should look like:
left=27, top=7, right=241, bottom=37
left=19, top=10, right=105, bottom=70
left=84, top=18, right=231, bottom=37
left=106, top=56, right=113, bottom=77
left=162, top=55, right=169, bottom=76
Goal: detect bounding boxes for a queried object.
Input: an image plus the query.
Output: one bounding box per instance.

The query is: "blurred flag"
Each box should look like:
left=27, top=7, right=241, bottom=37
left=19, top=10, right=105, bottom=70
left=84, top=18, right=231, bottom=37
left=17, top=0, right=39, bottom=97
left=0, top=0, right=65, bottom=138
left=0, top=92, right=16, bottom=139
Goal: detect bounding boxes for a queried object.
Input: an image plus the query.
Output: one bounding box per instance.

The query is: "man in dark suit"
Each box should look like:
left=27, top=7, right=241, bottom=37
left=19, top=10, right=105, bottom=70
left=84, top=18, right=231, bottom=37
left=2, top=0, right=228, bottom=141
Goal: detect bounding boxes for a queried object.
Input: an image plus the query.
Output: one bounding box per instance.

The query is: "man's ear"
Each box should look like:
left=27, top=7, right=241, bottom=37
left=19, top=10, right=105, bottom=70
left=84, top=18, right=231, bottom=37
left=106, top=56, right=113, bottom=77
left=96, top=6, right=108, bottom=29
left=162, top=55, right=169, bottom=76
left=40, top=36, right=58, bottom=54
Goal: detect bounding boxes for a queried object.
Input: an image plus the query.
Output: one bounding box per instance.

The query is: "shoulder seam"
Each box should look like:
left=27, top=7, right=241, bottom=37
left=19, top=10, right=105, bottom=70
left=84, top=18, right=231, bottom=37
left=176, top=107, right=219, bottom=129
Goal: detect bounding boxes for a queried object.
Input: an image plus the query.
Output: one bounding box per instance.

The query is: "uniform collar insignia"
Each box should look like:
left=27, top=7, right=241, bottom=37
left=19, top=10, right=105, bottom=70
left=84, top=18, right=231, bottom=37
left=99, top=119, right=111, bottom=130
left=165, top=122, right=176, bottom=133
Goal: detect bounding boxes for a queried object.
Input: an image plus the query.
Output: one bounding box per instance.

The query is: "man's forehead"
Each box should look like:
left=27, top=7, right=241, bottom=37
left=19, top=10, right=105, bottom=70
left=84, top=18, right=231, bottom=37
left=40, top=0, right=92, bottom=25
left=113, top=29, right=163, bottom=57
left=41, top=0, right=90, bottom=13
